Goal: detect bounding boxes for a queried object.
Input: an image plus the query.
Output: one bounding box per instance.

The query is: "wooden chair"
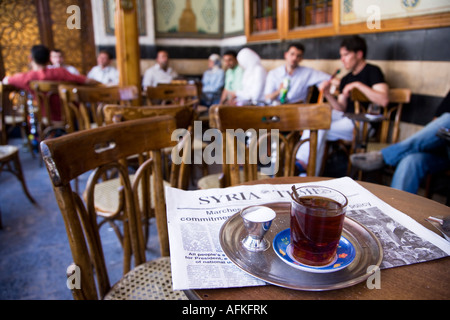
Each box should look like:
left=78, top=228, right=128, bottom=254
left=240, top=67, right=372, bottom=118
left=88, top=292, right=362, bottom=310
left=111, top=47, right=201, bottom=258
left=0, top=84, right=34, bottom=154
left=365, top=88, right=412, bottom=151
left=0, top=145, right=36, bottom=228
left=146, top=83, right=199, bottom=107
left=29, top=80, right=84, bottom=152
left=103, top=103, right=195, bottom=189
left=58, top=84, right=139, bottom=132
left=197, top=103, right=332, bottom=189
left=90, top=104, right=194, bottom=247
left=41, top=116, right=187, bottom=300
left=350, top=88, right=411, bottom=180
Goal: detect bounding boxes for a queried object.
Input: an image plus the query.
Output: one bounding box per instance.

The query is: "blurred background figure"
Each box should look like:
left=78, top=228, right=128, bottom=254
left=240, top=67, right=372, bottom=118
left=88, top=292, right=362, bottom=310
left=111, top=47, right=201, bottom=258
left=235, top=48, right=267, bottom=105
left=87, top=50, right=119, bottom=85
left=48, top=49, right=80, bottom=75
left=200, top=53, right=224, bottom=107
left=142, top=49, right=178, bottom=89
left=219, top=50, right=243, bottom=105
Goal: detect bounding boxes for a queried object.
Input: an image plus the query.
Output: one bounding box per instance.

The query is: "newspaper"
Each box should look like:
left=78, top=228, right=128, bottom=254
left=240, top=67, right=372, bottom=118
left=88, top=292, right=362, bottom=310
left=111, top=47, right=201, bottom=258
left=165, top=177, right=450, bottom=291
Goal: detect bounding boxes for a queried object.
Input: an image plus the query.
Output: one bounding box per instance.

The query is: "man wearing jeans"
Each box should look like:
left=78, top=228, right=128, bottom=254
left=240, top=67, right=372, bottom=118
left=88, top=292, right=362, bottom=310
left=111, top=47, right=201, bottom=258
left=351, top=91, right=450, bottom=193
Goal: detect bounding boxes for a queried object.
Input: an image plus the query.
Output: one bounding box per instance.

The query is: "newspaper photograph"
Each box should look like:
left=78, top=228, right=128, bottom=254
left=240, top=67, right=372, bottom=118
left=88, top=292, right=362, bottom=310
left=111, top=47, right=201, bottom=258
left=165, top=177, right=450, bottom=291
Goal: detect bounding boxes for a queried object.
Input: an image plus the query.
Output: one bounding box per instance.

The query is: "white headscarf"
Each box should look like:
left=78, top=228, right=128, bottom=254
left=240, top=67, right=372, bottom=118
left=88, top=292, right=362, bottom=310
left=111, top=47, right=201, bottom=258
left=208, top=53, right=222, bottom=69
left=236, top=48, right=267, bottom=104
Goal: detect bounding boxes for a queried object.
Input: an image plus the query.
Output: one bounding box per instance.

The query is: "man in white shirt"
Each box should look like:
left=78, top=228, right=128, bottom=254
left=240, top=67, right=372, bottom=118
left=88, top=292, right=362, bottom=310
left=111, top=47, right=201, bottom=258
left=87, top=50, right=119, bottom=85
left=264, top=43, right=330, bottom=104
left=49, top=49, right=80, bottom=75
left=142, top=50, right=178, bottom=89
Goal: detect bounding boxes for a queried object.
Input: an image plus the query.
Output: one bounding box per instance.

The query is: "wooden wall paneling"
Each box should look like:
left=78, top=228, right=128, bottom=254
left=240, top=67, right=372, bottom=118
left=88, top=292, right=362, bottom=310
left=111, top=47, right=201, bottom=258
left=79, top=0, right=97, bottom=75
left=35, top=0, right=54, bottom=49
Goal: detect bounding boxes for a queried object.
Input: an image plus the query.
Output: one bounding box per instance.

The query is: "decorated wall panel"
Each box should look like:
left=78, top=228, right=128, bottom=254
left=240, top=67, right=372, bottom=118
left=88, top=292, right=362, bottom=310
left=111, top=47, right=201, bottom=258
left=0, top=0, right=40, bottom=76
left=0, top=0, right=96, bottom=77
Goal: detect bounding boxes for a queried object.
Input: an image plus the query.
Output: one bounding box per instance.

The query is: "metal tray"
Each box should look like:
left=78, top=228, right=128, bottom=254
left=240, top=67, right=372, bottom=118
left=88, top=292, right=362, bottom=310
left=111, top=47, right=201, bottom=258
left=219, top=202, right=383, bottom=291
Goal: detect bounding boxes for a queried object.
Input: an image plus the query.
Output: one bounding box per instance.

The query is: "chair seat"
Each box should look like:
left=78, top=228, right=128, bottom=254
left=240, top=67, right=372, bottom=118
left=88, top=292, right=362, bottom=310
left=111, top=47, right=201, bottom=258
left=197, top=171, right=267, bottom=189
left=0, top=145, right=18, bottom=160
left=91, top=174, right=171, bottom=217
left=4, top=115, right=25, bottom=124
left=366, top=142, right=391, bottom=153
left=104, top=256, right=187, bottom=300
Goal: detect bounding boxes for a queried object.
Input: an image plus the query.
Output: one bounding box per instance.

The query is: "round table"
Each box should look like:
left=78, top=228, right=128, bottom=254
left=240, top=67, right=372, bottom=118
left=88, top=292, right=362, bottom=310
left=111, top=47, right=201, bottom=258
left=188, top=177, right=450, bottom=300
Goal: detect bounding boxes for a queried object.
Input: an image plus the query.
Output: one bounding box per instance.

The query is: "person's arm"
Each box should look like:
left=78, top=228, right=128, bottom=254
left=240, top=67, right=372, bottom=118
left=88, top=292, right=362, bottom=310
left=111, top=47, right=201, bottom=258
left=85, top=78, right=101, bottom=85
left=341, top=81, right=389, bottom=107
left=322, top=79, right=348, bottom=112
left=264, top=70, right=281, bottom=102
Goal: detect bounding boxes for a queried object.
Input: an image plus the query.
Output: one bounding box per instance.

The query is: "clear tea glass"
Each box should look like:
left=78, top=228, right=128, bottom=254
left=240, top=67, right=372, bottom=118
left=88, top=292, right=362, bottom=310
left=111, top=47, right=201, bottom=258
left=290, top=185, right=348, bottom=266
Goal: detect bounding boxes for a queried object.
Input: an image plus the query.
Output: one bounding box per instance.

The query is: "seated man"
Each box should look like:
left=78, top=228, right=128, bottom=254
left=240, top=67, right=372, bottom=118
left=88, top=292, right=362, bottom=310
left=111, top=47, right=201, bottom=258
left=87, top=50, right=119, bottom=85
left=48, top=49, right=80, bottom=75
left=142, top=49, right=178, bottom=89
left=296, top=35, right=389, bottom=175
left=219, top=50, right=243, bottom=105
left=351, top=91, right=450, bottom=194
left=3, top=45, right=98, bottom=121
left=264, top=43, right=330, bottom=104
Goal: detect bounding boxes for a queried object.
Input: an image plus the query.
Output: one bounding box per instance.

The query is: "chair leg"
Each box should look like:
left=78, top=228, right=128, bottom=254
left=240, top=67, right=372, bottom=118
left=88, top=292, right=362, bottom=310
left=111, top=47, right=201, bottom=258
left=12, top=151, right=36, bottom=204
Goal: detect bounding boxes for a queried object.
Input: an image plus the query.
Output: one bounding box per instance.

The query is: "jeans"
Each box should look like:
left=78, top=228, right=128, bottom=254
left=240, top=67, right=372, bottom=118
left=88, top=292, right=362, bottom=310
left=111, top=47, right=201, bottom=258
left=381, top=112, right=450, bottom=193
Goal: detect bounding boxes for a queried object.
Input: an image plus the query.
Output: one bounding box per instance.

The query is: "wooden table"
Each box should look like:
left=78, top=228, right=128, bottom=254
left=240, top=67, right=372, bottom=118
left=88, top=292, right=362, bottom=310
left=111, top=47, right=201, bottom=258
left=188, top=177, right=450, bottom=300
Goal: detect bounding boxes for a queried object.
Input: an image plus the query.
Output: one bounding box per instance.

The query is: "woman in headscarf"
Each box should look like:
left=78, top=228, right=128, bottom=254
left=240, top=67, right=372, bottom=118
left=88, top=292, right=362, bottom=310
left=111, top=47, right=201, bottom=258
left=201, top=53, right=225, bottom=107
left=235, top=48, right=267, bottom=105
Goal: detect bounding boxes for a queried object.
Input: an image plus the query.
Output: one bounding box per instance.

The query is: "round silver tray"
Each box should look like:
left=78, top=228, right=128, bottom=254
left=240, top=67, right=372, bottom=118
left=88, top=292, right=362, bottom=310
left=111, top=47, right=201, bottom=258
left=219, top=202, right=383, bottom=291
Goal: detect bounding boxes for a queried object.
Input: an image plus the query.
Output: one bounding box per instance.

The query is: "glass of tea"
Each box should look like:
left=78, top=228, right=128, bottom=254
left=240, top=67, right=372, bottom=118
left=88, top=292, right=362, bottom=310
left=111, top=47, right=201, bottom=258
left=290, top=185, right=348, bottom=267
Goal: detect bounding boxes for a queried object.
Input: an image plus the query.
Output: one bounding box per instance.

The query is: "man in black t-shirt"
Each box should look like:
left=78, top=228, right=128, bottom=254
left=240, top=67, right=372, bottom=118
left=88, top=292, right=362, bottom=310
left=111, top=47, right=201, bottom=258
left=296, top=35, right=389, bottom=174
left=325, top=36, right=389, bottom=113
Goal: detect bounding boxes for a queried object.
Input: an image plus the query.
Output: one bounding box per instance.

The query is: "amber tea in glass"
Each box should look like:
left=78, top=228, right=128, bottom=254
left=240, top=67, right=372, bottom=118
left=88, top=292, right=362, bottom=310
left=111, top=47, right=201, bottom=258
left=290, top=186, right=348, bottom=266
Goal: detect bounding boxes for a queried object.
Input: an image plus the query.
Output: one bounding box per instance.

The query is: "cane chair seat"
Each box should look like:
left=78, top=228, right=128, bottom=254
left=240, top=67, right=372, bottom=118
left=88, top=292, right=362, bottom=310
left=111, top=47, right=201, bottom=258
left=90, top=174, right=171, bottom=217
left=104, top=256, right=187, bottom=300
left=0, top=145, right=36, bottom=204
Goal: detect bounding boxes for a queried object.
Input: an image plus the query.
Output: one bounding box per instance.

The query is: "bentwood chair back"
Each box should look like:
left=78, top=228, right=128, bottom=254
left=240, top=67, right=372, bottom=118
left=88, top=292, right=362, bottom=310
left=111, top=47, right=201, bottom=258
left=103, top=103, right=195, bottom=188
left=29, top=81, right=78, bottom=143
left=41, top=117, right=187, bottom=300
left=198, top=104, right=332, bottom=188
left=95, top=103, right=194, bottom=245
left=351, top=88, right=411, bottom=150
left=146, top=83, right=199, bottom=107
left=58, top=84, right=139, bottom=132
left=29, top=80, right=76, bottom=126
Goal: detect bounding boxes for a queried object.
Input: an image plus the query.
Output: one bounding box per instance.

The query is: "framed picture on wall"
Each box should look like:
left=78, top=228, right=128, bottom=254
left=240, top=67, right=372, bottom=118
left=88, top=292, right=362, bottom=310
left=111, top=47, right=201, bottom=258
left=104, top=0, right=147, bottom=36
left=154, top=0, right=223, bottom=38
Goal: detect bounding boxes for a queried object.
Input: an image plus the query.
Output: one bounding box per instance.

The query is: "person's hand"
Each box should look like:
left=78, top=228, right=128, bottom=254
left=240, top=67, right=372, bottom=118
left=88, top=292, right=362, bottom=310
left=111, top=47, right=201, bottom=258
left=319, top=79, right=331, bottom=93
left=342, top=81, right=362, bottom=98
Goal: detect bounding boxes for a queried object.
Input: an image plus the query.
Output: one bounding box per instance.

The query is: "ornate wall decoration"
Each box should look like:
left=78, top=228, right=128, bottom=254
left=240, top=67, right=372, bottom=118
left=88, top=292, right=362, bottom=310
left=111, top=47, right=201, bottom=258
left=341, top=0, right=450, bottom=25
left=49, top=0, right=84, bottom=73
left=155, top=0, right=223, bottom=38
left=0, top=0, right=96, bottom=76
left=104, top=0, right=147, bottom=36
left=0, top=0, right=40, bottom=75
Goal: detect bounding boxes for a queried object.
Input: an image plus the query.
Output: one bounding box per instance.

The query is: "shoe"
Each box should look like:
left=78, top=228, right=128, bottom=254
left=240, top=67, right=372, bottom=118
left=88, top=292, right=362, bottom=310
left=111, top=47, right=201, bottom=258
left=350, top=151, right=385, bottom=171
